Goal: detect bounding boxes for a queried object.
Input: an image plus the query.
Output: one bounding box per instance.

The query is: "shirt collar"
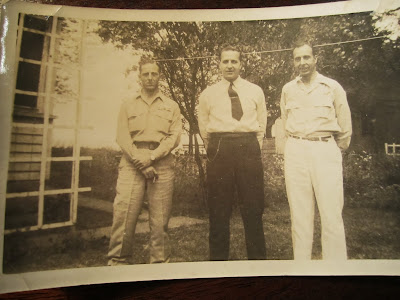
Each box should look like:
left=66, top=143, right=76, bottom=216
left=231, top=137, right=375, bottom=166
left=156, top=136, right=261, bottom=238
left=222, top=76, right=243, bottom=87
left=295, top=72, right=332, bottom=93
left=135, top=89, right=165, bottom=102
left=295, top=72, right=327, bottom=85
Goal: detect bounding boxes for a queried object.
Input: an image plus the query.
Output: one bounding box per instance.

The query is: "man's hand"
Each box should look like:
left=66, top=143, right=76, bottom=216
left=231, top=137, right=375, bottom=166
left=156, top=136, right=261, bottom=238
left=141, top=166, right=158, bottom=181
left=132, top=152, right=153, bottom=170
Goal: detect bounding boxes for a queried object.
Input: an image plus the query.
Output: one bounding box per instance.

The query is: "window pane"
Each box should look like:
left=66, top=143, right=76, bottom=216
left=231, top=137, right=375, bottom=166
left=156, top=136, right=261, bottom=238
left=16, top=62, right=41, bottom=92
left=20, top=31, right=45, bottom=61
left=14, top=94, right=38, bottom=108
left=23, top=14, right=51, bottom=32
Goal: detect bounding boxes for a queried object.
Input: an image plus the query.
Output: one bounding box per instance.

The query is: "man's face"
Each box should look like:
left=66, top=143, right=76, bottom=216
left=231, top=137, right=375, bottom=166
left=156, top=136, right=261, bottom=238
left=293, top=45, right=317, bottom=78
left=139, top=63, right=160, bottom=92
left=219, top=50, right=241, bottom=82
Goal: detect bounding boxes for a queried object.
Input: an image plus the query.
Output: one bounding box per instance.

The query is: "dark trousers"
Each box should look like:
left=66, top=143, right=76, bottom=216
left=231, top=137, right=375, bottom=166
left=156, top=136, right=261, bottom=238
left=206, top=133, right=266, bottom=260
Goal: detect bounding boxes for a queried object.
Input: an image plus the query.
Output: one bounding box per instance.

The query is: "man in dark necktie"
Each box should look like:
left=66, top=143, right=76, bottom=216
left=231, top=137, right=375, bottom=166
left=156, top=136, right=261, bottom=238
left=198, top=45, right=267, bottom=260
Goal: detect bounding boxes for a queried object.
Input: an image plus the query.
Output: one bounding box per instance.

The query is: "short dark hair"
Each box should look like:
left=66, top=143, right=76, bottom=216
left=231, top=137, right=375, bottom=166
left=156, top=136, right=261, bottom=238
left=220, top=45, right=242, bottom=61
left=138, top=57, right=161, bottom=73
left=292, top=40, right=315, bottom=56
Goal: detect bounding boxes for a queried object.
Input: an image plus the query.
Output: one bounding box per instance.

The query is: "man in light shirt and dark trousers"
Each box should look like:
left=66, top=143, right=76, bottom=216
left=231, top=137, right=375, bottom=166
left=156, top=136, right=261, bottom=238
left=198, top=45, right=267, bottom=261
left=280, top=41, right=352, bottom=260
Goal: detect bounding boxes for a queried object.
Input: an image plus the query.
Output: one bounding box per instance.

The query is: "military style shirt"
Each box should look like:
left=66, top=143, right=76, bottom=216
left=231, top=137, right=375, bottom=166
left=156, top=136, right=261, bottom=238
left=280, top=72, right=352, bottom=150
left=116, top=90, right=182, bottom=161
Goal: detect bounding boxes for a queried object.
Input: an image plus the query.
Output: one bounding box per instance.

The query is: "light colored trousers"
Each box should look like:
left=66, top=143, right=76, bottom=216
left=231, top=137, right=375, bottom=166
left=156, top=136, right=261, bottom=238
left=108, top=151, right=175, bottom=265
left=284, top=137, right=347, bottom=260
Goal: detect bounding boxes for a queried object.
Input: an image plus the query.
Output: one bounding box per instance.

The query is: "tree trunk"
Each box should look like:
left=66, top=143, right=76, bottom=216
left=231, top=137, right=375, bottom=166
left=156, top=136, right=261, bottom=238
left=194, top=134, right=207, bottom=208
left=188, top=131, right=194, bottom=155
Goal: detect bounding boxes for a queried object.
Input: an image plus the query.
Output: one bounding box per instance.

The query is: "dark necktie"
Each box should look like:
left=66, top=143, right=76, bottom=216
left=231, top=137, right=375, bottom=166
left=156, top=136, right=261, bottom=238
left=228, top=83, right=243, bottom=121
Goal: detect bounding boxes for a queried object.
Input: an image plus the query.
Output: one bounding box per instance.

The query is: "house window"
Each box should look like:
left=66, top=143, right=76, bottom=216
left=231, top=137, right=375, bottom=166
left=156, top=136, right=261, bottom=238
left=14, top=15, right=52, bottom=109
left=6, top=14, right=92, bottom=234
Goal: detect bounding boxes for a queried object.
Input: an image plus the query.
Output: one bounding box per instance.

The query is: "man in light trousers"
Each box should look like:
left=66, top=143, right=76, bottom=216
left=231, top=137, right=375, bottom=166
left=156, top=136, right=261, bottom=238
left=280, top=41, right=352, bottom=260
left=108, top=58, right=182, bottom=265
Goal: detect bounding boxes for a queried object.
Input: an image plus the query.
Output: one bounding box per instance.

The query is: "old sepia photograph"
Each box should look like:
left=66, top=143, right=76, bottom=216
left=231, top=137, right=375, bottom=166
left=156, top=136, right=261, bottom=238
left=1, top=0, right=400, bottom=293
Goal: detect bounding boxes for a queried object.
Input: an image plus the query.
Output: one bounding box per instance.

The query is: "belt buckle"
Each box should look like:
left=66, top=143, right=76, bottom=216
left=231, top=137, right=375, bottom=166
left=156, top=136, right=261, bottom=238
left=320, top=136, right=331, bottom=142
left=290, top=134, right=301, bottom=140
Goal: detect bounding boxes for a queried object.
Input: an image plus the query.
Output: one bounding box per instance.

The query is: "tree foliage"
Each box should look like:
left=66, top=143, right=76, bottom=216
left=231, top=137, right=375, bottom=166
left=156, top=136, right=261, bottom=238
left=95, top=10, right=399, bottom=133
left=94, top=9, right=400, bottom=201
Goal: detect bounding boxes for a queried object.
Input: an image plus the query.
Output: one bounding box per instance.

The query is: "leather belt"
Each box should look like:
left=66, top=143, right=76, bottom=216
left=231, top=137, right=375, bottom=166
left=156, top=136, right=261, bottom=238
left=209, top=132, right=257, bottom=139
left=289, top=134, right=332, bottom=142
left=134, top=141, right=160, bottom=150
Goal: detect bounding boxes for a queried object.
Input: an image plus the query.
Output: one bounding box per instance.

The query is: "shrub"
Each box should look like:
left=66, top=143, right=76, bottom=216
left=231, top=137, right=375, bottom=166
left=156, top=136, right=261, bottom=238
left=262, top=153, right=286, bottom=206
left=172, top=154, right=207, bottom=218
left=343, top=151, right=400, bottom=209
left=80, top=147, right=120, bottom=202
left=50, top=147, right=400, bottom=218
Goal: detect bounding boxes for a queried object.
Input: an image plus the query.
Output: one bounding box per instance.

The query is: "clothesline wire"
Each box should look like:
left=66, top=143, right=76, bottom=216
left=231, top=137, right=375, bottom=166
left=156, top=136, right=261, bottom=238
left=154, top=35, right=386, bottom=62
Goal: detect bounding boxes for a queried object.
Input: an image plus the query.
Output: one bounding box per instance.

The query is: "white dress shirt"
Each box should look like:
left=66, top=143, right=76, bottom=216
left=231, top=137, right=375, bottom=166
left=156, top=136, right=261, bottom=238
left=198, top=76, right=267, bottom=147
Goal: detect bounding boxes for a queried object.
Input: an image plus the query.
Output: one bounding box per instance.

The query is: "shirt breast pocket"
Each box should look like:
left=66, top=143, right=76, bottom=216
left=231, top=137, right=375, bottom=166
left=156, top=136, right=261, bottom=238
left=152, top=108, right=173, bottom=134
left=285, top=101, right=304, bottom=121
left=127, top=110, right=146, bottom=133
left=310, top=96, right=334, bottom=120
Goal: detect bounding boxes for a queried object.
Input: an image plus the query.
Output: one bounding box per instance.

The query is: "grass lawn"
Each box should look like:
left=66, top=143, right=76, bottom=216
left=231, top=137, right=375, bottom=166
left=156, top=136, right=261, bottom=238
left=3, top=198, right=400, bottom=274
left=345, top=206, right=400, bottom=259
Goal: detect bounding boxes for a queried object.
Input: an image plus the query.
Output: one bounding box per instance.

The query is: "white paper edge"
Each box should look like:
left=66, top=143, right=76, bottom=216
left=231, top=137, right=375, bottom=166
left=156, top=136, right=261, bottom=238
left=1, top=0, right=399, bottom=294
left=0, top=0, right=382, bottom=22
left=1, top=260, right=400, bottom=293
